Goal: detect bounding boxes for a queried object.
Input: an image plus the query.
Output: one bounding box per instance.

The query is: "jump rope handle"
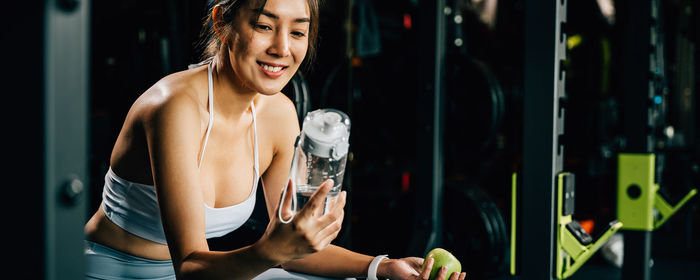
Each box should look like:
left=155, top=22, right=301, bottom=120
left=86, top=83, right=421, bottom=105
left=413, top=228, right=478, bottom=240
left=278, top=136, right=301, bottom=224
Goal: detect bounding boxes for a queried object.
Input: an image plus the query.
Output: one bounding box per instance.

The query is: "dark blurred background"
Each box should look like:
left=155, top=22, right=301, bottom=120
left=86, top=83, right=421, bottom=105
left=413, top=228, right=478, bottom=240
left=5, top=0, right=699, bottom=279
left=88, top=0, right=700, bottom=278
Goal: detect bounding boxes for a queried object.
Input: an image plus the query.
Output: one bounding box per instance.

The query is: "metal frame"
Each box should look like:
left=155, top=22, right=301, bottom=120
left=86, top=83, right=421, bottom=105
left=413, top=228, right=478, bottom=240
left=621, top=0, right=655, bottom=154
left=519, top=0, right=567, bottom=279
left=556, top=173, right=624, bottom=279
left=619, top=1, right=655, bottom=279
left=44, top=0, right=90, bottom=279
left=409, top=0, right=447, bottom=257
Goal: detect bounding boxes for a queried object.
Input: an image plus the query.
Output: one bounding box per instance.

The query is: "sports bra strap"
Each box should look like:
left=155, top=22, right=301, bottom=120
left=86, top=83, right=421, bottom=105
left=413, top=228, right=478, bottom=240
left=199, top=63, right=259, bottom=175
left=251, top=103, right=259, bottom=175
left=199, top=63, right=215, bottom=170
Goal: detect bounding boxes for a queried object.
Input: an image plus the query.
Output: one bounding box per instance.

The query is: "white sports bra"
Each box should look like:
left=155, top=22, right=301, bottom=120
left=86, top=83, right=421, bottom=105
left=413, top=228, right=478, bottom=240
left=101, top=63, right=259, bottom=244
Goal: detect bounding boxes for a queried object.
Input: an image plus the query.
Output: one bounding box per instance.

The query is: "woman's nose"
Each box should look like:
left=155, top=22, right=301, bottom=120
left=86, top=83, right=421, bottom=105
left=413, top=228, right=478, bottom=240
left=267, top=31, right=291, bottom=58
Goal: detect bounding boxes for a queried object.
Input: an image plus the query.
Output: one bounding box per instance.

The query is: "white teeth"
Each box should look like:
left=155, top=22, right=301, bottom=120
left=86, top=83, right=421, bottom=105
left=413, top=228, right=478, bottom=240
left=261, top=63, right=283, bottom=72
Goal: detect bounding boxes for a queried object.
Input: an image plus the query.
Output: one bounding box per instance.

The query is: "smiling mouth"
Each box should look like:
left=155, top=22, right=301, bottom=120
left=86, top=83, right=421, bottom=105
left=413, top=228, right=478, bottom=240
left=257, top=62, right=288, bottom=73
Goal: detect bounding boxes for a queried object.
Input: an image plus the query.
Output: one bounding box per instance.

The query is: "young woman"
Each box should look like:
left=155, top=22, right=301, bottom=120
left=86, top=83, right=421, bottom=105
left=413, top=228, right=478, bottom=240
left=84, top=0, right=467, bottom=279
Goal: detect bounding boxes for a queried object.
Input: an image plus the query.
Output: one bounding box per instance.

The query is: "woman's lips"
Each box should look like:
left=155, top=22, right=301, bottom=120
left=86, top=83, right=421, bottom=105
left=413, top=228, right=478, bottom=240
left=257, top=61, right=288, bottom=78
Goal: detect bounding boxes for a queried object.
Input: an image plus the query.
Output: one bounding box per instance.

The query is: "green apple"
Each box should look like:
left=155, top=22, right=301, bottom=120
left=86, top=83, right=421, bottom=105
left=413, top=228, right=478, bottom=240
left=423, top=248, right=462, bottom=280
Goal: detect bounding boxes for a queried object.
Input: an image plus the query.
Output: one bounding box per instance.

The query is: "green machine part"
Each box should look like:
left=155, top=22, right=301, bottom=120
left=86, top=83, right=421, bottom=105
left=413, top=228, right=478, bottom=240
left=510, top=172, right=517, bottom=276
left=556, top=172, right=623, bottom=279
left=617, top=153, right=698, bottom=231
left=510, top=172, right=624, bottom=279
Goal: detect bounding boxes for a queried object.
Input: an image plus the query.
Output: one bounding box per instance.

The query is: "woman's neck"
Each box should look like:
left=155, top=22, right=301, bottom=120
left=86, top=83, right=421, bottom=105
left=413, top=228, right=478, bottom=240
left=210, top=56, right=258, bottom=122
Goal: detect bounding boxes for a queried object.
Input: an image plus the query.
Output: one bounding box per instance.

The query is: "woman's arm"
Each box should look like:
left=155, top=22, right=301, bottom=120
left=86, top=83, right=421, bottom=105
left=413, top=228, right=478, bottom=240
left=257, top=96, right=370, bottom=277
left=145, top=92, right=284, bottom=279
left=143, top=91, right=341, bottom=280
left=259, top=96, right=465, bottom=280
left=254, top=97, right=374, bottom=278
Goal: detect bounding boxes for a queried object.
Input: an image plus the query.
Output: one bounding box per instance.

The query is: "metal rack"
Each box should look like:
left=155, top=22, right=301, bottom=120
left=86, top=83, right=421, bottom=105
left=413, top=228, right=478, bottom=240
left=408, top=0, right=448, bottom=257
left=617, top=1, right=698, bottom=279
left=43, top=0, right=91, bottom=279
left=515, top=0, right=568, bottom=279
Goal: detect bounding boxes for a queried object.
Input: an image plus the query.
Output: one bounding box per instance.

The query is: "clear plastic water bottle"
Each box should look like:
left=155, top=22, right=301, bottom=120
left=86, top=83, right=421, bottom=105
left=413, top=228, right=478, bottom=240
left=279, top=109, right=350, bottom=222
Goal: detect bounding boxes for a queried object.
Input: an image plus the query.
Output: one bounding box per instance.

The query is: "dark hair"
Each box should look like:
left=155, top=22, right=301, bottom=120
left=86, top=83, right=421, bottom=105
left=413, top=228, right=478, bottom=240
left=198, top=0, right=320, bottom=71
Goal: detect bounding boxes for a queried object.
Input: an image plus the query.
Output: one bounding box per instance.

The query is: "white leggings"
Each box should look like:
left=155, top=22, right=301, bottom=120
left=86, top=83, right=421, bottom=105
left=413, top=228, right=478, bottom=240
left=84, top=240, right=175, bottom=280
left=84, top=240, right=353, bottom=280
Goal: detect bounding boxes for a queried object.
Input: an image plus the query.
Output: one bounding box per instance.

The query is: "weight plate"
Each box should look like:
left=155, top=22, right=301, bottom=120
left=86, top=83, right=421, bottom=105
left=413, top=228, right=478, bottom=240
left=443, top=183, right=508, bottom=278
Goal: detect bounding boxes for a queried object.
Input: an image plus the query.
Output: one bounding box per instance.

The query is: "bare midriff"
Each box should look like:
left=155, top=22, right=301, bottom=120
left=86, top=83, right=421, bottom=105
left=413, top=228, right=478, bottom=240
left=84, top=206, right=172, bottom=261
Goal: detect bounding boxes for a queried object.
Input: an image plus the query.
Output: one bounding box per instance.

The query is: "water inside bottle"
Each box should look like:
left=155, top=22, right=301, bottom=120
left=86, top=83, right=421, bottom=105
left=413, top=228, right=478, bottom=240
left=295, top=184, right=341, bottom=214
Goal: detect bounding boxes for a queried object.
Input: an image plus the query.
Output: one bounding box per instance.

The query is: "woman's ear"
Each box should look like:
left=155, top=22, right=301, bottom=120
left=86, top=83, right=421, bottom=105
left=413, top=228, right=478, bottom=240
left=212, top=4, right=226, bottom=43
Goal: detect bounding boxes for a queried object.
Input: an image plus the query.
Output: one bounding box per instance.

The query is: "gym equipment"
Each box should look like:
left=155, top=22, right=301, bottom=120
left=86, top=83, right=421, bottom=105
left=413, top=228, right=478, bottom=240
left=511, top=172, right=622, bottom=279
left=616, top=153, right=697, bottom=231
left=444, top=0, right=506, bottom=157
left=42, top=1, right=91, bottom=279
left=282, top=72, right=311, bottom=125
left=407, top=0, right=448, bottom=257
left=510, top=173, right=517, bottom=276
left=512, top=0, right=568, bottom=278
left=618, top=1, right=698, bottom=279
left=445, top=56, right=505, bottom=153
left=443, top=183, right=507, bottom=278
left=555, top=173, right=622, bottom=279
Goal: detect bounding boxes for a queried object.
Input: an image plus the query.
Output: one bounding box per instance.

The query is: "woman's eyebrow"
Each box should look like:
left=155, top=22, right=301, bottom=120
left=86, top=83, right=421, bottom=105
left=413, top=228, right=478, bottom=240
left=253, top=8, right=310, bottom=23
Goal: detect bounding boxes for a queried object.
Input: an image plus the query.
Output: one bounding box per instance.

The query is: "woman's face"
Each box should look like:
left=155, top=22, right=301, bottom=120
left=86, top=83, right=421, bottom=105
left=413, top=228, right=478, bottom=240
left=227, top=0, right=310, bottom=95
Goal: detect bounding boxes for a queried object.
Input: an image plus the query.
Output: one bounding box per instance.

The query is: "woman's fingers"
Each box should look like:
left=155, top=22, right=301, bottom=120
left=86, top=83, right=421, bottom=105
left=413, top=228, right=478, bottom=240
left=314, top=191, right=346, bottom=229
left=280, top=180, right=347, bottom=252
left=458, top=272, right=466, bottom=280
left=328, top=190, right=347, bottom=212
left=315, top=219, right=342, bottom=250
left=435, top=267, right=448, bottom=280
left=298, top=179, right=333, bottom=218
left=326, top=191, right=346, bottom=218
left=419, top=258, right=434, bottom=280
left=313, top=191, right=346, bottom=240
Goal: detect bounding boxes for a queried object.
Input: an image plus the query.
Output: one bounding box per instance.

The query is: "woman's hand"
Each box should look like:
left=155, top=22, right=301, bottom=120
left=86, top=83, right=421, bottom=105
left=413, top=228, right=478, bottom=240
left=379, top=257, right=467, bottom=280
left=255, top=179, right=346, bottom=264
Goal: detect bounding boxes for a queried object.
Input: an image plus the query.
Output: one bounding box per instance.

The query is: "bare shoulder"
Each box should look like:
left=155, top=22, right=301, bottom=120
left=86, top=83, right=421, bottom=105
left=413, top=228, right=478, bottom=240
left=131, top=67, right=208, bottom=129
left=255, top=92, right=300, bottom=150
left=257, top=92, right=299, bottom=127
left=109, top=66, right=207, bottom=176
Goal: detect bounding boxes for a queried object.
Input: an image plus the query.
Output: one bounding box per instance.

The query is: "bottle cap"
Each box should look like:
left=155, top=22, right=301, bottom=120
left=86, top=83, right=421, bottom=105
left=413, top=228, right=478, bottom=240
left=300, top=109, right=351, bottom=160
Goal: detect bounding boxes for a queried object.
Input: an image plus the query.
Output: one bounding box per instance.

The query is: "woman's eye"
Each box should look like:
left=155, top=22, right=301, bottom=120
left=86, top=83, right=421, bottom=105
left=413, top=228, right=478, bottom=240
left=254, top=23, right=272, bottom=31
left=291, top=31, right=307, bottom=38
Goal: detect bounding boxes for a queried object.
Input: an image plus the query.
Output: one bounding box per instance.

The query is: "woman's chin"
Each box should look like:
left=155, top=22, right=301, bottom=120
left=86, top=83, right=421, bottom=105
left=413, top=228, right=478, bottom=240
left=253, top=80, right=289, bottom=95
left=256, top=87, right=283, bottom=96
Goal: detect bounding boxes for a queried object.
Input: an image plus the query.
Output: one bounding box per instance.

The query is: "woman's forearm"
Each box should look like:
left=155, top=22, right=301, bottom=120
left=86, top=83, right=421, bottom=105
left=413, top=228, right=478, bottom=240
left=281, top=245, right=374, bottom=278
left=177, top=241, right=285, bottom=280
